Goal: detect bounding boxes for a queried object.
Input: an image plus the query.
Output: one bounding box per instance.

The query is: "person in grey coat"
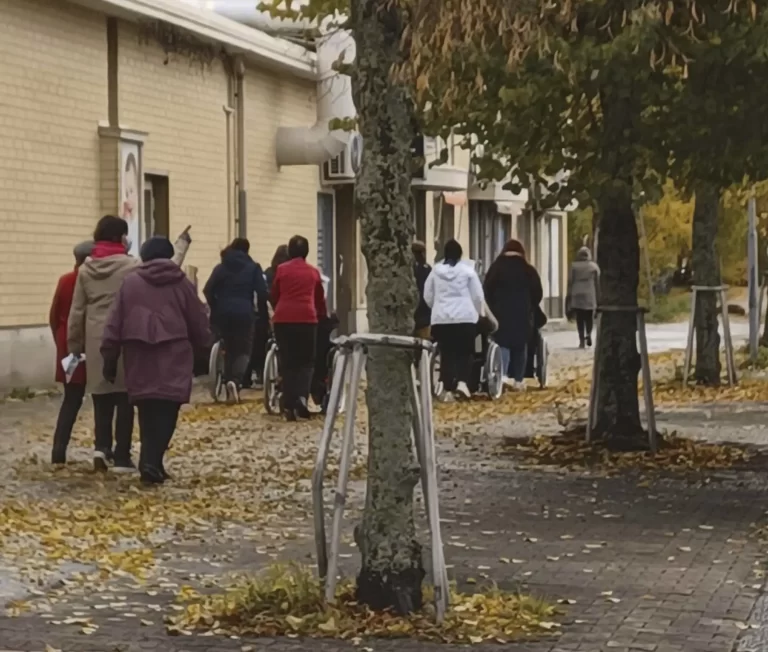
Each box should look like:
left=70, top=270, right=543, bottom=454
left=567, top=246, right=600, bottom=348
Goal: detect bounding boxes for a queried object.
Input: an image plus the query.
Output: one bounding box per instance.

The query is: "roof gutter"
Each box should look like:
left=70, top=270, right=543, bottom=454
left=67, top=0, right=317, bottom=80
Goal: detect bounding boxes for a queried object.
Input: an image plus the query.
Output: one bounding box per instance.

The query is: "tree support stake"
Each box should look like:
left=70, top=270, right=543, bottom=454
left=312, top=333, right=449, bottom=624
left=682, top=285, right=737, bottom=387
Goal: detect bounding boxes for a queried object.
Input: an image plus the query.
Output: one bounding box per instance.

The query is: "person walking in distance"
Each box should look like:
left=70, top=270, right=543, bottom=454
left=412, top=241, right=432, bottom=340
left=101, top=237, right=211, bottom=485
left=483, top=239, right=544, bottom=391
left=68, top=215, right=191, bottom=472
left=49, top=240, right=94, bottom=464
left=424, top=239, right=484, bottom=401
left=203, top=238, right=268, bottom=403
left=567, top=246, right=600, bottom=348
left=270, top=235, right=327, bottom=421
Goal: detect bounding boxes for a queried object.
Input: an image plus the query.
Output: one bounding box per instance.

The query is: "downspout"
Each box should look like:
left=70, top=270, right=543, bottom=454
left=234, top=57, right=247, bottom=237
left=223, top=104, right=234, bottom=243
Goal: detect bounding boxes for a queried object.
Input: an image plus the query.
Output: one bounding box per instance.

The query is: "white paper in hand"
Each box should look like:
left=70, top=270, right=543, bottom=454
left=61, top=354, right=85, bottom=383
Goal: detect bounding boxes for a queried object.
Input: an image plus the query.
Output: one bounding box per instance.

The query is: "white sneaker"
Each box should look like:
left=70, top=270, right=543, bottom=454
left=513, top=380, right=527, bottom=392
left=502, top=376, right=516, bottom=388
left=440, top=391, right=455, bottom=403
left=456, top=382, right=472, bottom=400
left=226, top=381, right=239, bottom=404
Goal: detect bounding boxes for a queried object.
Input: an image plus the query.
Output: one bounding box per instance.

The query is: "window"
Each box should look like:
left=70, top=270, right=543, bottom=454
left=469, top=201, right=511, bottom=278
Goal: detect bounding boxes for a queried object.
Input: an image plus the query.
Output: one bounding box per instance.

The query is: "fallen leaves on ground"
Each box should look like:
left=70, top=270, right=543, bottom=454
left=652, top=379, right=768, bottom=405
left=168, top=563, right=558, bottom=644
left=0, top=396, right=367, bottom=589
left=501, top=431, right=755, bottom=473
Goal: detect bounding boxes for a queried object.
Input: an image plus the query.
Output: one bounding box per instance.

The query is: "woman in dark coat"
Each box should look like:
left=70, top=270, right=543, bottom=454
left=483, top=239, right=543, bottom=391
left=102, top=237, right=211, bottom=484
left=203, top=238, right=268, bottom=403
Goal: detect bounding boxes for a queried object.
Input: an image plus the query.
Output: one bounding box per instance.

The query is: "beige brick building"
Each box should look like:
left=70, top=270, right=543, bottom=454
left=0, top=0, right=320, bottom=389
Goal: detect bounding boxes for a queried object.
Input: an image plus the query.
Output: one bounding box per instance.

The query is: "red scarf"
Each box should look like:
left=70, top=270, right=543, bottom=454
left=91, top=241, right=127, bottom=259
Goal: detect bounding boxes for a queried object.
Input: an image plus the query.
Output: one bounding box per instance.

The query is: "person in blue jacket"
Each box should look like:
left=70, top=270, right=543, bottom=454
left=203, top=238, right=268, bottom=403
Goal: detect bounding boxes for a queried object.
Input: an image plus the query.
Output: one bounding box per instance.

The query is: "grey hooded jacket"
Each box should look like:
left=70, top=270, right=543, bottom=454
left=567, top=247, right=600, bottom=311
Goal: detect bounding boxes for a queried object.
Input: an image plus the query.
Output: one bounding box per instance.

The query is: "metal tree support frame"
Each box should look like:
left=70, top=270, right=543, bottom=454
left=311, top=333, right=449, bottom=624
left=586, top=306, right=658, bottom=453
left=682, top=285, right=737, bottom=387
left=757, top=272, right=768, bottom=344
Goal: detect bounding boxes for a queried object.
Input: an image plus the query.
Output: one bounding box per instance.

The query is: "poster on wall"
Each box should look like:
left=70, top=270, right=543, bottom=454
left=119, top=141, right=141, bottom=257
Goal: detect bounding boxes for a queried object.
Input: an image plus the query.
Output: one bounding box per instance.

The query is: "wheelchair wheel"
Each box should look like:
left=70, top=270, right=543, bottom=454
left=430, top=350, right=443, bottom=398
left=537, top=337, right=549, bottom=389
left=208, top=340, right=225, bottom=402
left=263, top=343, right=281, bottom=415
left=485, top=341, right=504, bottom=400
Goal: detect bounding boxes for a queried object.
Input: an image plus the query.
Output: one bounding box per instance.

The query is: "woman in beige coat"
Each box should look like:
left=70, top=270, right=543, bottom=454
left=67, top=215, right=190, bottom=472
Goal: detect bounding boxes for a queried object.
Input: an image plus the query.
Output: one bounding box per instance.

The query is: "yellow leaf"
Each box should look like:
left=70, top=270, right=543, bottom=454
left=317, top=616, right=337, bottom=633
left=285, top=615, right=305, bottom=630
left=468, top=635, right=484, bottom=643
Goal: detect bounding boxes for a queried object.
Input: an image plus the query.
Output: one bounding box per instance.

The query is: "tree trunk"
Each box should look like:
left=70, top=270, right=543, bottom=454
left=593, top=181, right=645, bottom=448
left=350, top=0, right=425, bottom=614
left=691, top=184, right=721, bottom=386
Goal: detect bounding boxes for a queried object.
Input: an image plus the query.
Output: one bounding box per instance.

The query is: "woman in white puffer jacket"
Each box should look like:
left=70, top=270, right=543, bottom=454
left=424, top=239, right=484, bottom=400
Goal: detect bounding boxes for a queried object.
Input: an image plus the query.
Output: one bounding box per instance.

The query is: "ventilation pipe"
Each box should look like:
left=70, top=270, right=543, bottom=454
left=207, top=1, right=357, bottom=167
left=274, top=29, right=356, bottom=167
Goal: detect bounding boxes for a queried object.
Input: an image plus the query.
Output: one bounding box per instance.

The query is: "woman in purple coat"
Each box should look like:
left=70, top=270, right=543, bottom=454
left=101, top=237, right=211, bottom=485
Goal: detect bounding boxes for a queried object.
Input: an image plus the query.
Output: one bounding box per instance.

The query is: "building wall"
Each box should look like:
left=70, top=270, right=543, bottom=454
left=0, top=2, right=322, bottom=390
left=244, top=67, right=320, bottom=268
left=117, top=22, right=230, bottom=283
left=0, top=0, right=107, bottom=329
left=0, top=0, right=107, bottom=388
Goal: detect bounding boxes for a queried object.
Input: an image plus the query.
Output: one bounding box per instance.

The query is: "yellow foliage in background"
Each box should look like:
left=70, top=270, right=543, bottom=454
left=568, top=181, right=768, bottom=290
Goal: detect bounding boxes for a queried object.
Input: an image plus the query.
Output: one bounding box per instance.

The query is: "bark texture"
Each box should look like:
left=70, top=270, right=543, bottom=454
left=591, top=82, right=645, bottom=448
left=691, top=184, right=722, bottom=385
left=350, top=0, right=425, bottom=613
left=593, top=181, right=645, bottom=447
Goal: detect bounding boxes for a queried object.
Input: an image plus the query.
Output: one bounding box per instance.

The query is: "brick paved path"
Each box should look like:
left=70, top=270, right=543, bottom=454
left=1, top=457, right=767, bottom=651
left=1, top=386, right=768, bottom=651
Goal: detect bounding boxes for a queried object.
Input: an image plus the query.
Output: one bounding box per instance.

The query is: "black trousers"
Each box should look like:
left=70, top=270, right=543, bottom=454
left=575, top=309, right=594, bottom=343
left=52, top=383, right=86, bottom=463
left=136, top=399, right=180, bottom=475
left=432, top=323, right=475, bottom=392
left=92, top=392, right=134, bottom=463
left=220, top=315, right=254, bottom=385
left=274, top=323, right=317, bottom=411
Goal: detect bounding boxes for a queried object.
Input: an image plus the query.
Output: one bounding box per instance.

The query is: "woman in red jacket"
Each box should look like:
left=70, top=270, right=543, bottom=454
left=270, top=235, right=327, bottom=421
left=49, top=241, right=94, bottom=464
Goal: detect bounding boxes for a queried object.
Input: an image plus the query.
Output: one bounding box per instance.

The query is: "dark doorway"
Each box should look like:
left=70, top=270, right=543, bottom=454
left=144, top=174, right=169, bottom=239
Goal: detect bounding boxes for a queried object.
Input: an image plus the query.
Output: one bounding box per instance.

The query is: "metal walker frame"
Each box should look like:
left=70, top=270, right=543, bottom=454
left=586, top=306, right=658, bottom=453
left=311, top=333, right=449, bottom=623
left=682, top=285, right=737, bottom=387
